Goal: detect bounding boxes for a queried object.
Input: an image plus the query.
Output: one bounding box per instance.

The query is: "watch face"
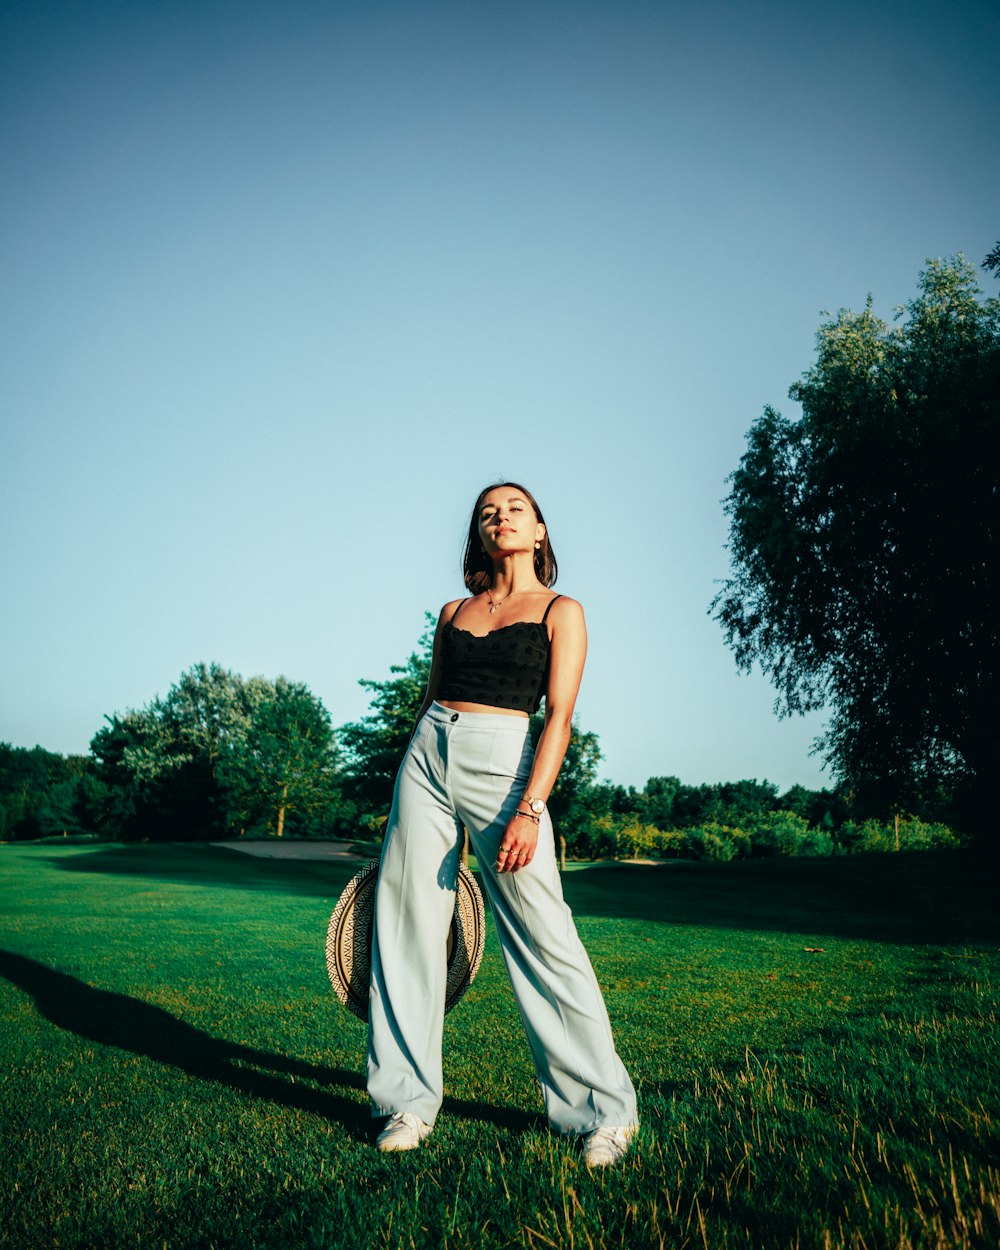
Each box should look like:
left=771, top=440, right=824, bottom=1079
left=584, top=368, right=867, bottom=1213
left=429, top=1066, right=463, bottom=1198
left=530, top=798, right=545, bottom=814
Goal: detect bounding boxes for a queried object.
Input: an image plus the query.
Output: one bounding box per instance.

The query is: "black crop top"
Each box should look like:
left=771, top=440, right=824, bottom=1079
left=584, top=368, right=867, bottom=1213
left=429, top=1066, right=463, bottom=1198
left=436, top=596, right=561, bottom=713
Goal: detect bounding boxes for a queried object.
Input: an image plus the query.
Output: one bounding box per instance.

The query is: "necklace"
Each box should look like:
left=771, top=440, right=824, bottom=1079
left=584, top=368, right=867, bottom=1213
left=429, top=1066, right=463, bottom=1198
left=486, top=586, right=539, bottom=613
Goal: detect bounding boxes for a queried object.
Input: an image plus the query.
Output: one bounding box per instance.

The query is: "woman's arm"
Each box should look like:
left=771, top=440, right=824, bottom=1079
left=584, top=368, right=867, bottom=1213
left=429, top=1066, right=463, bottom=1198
left=409, top=600, right=463, bottom=738
left=498, top=597, right=587, bottom=872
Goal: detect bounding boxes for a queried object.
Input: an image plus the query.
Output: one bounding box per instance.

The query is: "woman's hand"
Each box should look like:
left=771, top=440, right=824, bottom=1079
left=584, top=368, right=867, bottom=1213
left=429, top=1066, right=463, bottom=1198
left=496, top=598, right=587, bottom=876
left=496, top=808, right=539, bottom=874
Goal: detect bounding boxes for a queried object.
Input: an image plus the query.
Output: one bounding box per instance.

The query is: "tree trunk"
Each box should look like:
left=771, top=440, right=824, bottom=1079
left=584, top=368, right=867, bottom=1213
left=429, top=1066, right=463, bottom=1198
left=276, top=784, right=288, bottom=838
left=559, top=834, right=566, bottom=873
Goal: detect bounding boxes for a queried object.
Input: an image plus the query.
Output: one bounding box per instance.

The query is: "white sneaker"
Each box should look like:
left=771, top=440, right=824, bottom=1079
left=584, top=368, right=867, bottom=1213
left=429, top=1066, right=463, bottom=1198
left=583, top=1125, right=637, bottom=1167
left=376, top=1112, right=432, bottom=1152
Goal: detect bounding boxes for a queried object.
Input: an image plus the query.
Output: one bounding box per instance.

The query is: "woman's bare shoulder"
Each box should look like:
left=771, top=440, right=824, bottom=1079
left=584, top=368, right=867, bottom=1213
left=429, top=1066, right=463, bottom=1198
left=548, top=594, right=585, bottom=624
left=439, top=596, right=469, bottom=623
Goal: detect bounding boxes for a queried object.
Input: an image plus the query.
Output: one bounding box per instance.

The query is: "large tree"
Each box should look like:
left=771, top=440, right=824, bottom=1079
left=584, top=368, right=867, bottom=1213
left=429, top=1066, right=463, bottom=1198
left=219, top=677, right=339, bottom=837
left=712, top=256, right=1000, bottom=827
left=89, top=664, right=261, bottom=839
left=0, top=744, right=89, bottom=840
left=89, top=664, right=341, bottom=839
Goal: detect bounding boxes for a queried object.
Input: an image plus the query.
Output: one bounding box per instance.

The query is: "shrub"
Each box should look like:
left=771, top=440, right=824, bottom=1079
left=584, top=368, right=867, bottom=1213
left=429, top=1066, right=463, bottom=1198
left=616, top=817, right=674, bottom=859
left=836, top=816, right=963, bottom=853
left=676, top=822, right=745, bottom=861
left=744, top=809, right=835, bottom=858
left=568, top=804, right=958, bottom=863
left=569, top=814, right=688, bottom=860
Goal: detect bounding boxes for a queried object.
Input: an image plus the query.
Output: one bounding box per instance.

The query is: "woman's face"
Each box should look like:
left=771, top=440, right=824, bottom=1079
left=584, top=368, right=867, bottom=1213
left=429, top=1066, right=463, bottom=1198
left=477, top=487, right=545, bottom=561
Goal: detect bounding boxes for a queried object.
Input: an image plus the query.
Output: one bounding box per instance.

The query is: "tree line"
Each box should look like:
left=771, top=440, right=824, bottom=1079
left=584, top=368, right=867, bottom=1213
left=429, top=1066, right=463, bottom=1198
left=0, top=666, right=339, bottom=844
left=0, top=619, right=961, bottom=859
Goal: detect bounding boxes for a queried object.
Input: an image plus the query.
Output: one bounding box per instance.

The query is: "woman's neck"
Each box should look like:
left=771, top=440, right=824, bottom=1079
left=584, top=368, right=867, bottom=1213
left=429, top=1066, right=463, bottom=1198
left=488, top=553, right=544, bottom=599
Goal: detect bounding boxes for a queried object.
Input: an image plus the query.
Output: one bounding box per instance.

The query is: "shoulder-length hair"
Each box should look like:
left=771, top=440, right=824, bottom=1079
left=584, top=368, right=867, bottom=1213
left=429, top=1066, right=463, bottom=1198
left=462, top=481, right=558, bottom=593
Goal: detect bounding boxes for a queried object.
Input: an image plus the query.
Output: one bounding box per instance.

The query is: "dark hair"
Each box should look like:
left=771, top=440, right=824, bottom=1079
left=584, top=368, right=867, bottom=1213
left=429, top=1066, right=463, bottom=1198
left=462, top=481, right=558, bottom=593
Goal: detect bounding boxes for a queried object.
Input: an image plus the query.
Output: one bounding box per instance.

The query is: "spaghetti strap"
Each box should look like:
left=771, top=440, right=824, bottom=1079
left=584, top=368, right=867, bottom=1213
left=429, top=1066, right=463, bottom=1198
left=448, top=599, right=470, bottom=625
left=541, top=594, right=562, bottom=623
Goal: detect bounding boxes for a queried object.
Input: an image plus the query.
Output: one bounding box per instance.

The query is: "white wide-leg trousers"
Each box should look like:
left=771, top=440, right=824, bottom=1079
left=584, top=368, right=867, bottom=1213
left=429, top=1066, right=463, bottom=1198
left=366, top=701, right=638, bottom=1133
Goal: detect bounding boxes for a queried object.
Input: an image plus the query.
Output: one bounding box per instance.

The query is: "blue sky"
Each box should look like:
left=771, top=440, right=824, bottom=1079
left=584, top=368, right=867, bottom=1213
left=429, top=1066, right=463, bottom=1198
left=2, top=0, right=997, bottom=794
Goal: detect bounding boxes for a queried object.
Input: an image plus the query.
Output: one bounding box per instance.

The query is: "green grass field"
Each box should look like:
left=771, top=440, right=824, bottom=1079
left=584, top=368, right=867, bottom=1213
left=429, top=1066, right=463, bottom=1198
left=1, top=841, right=998, bottom=1250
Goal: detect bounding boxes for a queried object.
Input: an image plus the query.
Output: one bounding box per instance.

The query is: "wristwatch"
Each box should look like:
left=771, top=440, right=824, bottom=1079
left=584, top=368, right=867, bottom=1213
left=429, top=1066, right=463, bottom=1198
left=522, top=795, right=546, bottom=817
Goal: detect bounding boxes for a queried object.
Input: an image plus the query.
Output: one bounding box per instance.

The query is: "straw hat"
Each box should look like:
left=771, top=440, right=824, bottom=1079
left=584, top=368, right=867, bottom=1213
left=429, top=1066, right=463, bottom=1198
left=325, top=857, right=486, bottom=1021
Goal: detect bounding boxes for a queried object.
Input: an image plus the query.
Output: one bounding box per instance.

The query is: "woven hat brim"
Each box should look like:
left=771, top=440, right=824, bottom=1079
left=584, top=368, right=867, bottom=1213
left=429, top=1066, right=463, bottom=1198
left=325, top=857, right=486, bottom=1021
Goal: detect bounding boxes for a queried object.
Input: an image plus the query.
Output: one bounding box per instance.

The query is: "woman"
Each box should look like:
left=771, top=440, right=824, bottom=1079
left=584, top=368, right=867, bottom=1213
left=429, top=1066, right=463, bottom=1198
left=367, top=482, right=638, bottom=1167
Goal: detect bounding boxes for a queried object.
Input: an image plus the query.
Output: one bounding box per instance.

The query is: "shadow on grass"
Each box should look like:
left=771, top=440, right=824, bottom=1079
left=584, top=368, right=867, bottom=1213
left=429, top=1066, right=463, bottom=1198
left=33, top=840, right=1000, bottom=945
left=560, top=845, right=1000, bottom=946
left=42, top=842, right=361, bottom=899
left=0, top=949, right=539, bottom=1138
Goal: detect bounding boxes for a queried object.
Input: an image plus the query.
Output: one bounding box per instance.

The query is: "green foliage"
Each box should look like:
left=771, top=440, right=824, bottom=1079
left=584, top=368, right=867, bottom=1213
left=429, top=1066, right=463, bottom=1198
left=336, top=614, right=435, bottom=823
left=573, top=807, right=848, bottom=862
left=836, top=815, right=963, bottom=854
left=634, top=774, right=679, bottom=828
left=88, top=664, right=343, bottom=841
left=675, top=821, right=744, bottom=860
left=218, top=678, right=340, bottom=838
left=530, top=715, right=602, bottom=834
left=4, top=615, right=968, bottom=858
left=576, top=814, right=664, bottom=860
left=0, top=744, right=89, bottom=840
left=87, top=665, right=263, bottom=840
left=567, top=776, right=859, bottom=862
left=744, top=809, right=810, bottom=857
left=580, top=776, right=795, bottom=838
left=713, top=256, right=1000, bottom=830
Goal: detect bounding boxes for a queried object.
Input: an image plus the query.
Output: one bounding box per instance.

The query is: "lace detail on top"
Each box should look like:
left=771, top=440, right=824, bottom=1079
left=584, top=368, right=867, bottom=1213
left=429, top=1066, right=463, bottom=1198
left=437, top=617, right=552, bottom=713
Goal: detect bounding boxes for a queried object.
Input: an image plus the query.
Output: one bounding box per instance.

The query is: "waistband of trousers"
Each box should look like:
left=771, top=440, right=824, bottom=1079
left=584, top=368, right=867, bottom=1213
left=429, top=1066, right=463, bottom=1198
left=423, top=700, right=532, bottom=734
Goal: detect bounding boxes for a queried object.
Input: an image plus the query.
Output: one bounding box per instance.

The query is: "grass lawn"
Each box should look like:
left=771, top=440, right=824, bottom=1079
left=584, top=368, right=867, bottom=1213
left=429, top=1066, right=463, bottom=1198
left=1, top=841, right=998, bottom=1250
